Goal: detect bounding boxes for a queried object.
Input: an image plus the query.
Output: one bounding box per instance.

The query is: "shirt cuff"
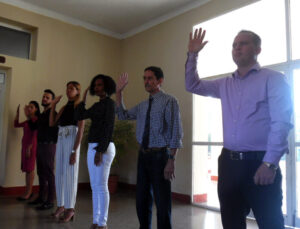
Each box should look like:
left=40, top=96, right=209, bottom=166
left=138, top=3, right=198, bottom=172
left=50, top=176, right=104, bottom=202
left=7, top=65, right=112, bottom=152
left=187, top=52, right=198, bottom=59
left=262, top=152, right=283, bottom=166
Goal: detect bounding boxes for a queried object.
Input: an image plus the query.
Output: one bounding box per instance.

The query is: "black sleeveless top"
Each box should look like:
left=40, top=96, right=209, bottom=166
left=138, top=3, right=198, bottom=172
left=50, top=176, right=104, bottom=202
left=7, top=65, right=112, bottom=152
left=58, top=101, right=78, bottom=126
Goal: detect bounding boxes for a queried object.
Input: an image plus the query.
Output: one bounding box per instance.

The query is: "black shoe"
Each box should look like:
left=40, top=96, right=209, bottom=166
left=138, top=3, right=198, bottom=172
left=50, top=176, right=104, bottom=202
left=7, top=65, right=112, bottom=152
left=36, top=202, right=54, bottom=210
left=28, top=197, right=44, bottom=205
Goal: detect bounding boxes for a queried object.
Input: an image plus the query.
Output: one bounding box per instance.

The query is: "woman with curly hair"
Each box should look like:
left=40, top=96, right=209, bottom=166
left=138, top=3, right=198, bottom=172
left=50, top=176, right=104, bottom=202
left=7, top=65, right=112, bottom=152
left=75, top=74, right=116, bottom=229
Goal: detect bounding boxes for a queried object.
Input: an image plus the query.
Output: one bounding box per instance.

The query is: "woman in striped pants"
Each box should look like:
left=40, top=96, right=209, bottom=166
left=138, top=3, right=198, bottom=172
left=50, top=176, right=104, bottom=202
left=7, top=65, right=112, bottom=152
left=49, top=81, right=85, bottom=222
left=75, top=74, right=116, bottom=229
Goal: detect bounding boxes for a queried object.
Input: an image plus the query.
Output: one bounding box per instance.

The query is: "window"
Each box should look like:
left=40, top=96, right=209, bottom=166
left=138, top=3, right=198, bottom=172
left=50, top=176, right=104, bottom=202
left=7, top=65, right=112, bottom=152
left=290, top=0, right=300, bottom=60
left=0, top=25, right=31, bottom=59
left=192, top=0, right=300, bottom=227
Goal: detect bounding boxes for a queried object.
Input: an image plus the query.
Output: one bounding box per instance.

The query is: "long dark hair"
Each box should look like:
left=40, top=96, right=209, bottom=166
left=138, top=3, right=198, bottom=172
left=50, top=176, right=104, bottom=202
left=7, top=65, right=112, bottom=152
left=28, top=101, right=40, bottom=131
left=29, top=101, right=40, bottom=117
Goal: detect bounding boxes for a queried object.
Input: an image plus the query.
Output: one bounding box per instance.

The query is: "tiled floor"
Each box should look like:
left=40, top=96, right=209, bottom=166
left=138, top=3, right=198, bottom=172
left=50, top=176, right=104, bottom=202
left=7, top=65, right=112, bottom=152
left=0, top=188, right=259, bottom=229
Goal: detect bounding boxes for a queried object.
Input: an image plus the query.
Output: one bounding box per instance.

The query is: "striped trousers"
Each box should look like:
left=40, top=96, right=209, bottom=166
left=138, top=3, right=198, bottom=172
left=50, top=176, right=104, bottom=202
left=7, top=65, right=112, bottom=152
left=87, top=142, right=115, bottom=227
left=55, top=125, right=80, bottom=209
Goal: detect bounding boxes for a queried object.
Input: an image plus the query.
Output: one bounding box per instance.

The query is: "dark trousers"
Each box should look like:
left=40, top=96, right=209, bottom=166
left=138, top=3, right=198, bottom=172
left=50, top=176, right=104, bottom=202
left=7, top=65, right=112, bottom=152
left=36, top=143, right=56, bottom=203
left=217, top=148, right=285, bottom=229
left=136, top=149, right=172, bottom=229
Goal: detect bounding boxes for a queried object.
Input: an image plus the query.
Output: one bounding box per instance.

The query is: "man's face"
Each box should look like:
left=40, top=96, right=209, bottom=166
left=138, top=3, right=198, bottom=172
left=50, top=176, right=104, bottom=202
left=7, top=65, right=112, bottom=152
left=41, top=92, right=53, bottom=107
left=143, top=70, right=163, bottom=94
left=232, top=33, right=261, bottom=67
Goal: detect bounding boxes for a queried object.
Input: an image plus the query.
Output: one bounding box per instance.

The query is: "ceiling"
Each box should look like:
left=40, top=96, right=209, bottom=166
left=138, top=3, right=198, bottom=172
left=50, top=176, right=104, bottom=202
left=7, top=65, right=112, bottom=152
left=0, top=0, right=210, bottom=39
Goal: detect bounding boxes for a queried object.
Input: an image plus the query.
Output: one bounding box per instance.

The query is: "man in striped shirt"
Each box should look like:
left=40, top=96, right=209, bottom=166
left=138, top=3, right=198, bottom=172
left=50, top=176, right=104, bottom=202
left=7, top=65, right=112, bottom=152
left=116, top=66, right=183, bottom=229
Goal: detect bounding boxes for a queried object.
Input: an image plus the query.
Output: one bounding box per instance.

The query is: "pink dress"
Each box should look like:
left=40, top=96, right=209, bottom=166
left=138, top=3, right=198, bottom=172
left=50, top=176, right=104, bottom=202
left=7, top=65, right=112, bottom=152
left=14, top=117, right=38, bottom=172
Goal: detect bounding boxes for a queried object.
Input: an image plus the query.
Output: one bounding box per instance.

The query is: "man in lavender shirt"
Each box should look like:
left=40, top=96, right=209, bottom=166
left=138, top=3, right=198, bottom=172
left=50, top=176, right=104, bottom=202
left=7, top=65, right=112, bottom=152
left=185, top=28, right=293, bottom=229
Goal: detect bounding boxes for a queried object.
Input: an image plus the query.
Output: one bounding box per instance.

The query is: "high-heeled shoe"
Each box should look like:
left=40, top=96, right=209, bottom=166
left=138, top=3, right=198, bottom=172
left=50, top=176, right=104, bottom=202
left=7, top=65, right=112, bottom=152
left=61, top=209, right=75, bottom=222
left=97, top=226, right=107, bottom=229
left=51, top=206, right=65, bottom=219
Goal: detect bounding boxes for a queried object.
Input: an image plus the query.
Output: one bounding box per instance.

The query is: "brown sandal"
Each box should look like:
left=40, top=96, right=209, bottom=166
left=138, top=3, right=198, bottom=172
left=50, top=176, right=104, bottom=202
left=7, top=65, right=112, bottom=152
left=61, top=208, right=75, bottom=222
left=51, top=206, right=65, bottom=219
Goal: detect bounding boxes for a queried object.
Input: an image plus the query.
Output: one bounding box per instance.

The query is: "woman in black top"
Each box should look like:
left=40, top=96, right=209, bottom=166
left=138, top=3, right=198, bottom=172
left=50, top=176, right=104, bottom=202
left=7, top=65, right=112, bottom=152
left=49, top=81, right=85, bottom=222
left=76, top=74, right=116, bottom=229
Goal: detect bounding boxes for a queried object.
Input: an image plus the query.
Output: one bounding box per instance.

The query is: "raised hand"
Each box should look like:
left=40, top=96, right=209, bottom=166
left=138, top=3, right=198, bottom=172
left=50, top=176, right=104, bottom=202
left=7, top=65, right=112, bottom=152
left=116, top=73, right=129, bottom=93
left=24, top=105, right=30, bottom=117
left=188, top=28, right=208, bottom=53
left=83, top=87, right=90, bottom=103
left=15, top=104, right=20, bottom=121
left=52, top=95, right=62, bottom=106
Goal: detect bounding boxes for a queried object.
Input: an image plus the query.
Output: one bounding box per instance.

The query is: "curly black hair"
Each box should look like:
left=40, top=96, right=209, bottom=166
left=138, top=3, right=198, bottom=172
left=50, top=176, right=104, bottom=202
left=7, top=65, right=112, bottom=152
left=89, top=74, right=116, bottom=97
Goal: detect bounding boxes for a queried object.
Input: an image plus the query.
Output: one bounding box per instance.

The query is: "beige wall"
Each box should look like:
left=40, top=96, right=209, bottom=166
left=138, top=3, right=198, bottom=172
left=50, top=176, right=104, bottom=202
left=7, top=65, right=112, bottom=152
left=0, top=0, right=258, bottom=197
left=0, top=2, right=121, bottom=187
left=118, top=0, right=258, bottom=196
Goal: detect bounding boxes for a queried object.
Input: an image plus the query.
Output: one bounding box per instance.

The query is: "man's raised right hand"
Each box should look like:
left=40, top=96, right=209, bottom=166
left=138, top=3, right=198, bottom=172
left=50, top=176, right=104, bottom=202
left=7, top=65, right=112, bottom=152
left=116, top=73, right=129, bottom=93
left=188, top=28, right=208, bottom=53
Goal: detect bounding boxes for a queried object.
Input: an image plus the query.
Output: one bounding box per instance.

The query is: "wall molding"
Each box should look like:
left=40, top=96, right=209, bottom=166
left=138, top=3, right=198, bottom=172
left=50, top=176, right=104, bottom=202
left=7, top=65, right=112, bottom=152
left=0, top=0, right=210, bottom=39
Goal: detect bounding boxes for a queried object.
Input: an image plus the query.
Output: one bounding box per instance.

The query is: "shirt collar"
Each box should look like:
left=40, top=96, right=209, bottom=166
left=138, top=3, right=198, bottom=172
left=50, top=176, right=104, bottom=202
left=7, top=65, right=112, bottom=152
left=232, top=63, right=261, bottom=79
left=150, top=90, right=164, bottom=100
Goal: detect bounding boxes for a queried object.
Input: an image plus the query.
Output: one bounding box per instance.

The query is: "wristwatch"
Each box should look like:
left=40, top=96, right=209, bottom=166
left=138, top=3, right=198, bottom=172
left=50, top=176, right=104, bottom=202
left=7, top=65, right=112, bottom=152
left=263, top=162, right=278, bottom=170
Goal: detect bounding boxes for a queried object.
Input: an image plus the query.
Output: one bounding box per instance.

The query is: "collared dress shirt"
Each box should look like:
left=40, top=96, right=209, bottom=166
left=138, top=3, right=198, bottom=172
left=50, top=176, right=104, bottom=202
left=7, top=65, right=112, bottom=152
left=185, top=52, right=293, bottom=165
left=116, top=90, right=183, bottom=149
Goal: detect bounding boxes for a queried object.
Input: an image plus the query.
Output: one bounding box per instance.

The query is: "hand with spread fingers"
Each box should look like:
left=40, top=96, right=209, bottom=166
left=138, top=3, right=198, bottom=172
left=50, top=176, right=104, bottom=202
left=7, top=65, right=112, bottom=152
left=116, top=72, right=129, bottom=93
left=188, top=27, right=208, bottom=53
left=94, top=152, right=103, bottom=166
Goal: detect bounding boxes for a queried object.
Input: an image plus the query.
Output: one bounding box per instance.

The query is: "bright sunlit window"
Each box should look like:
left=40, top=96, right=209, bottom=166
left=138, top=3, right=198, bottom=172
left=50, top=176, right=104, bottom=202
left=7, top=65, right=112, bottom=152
left=194, top=0, right=286, bottom=78
left=291, top=0, right=300, bottom=60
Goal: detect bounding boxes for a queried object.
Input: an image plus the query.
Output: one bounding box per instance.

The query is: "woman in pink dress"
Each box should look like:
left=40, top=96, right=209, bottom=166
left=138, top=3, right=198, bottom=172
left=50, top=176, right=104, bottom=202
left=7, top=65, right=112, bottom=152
left=14, top=101, right=40, bottom=201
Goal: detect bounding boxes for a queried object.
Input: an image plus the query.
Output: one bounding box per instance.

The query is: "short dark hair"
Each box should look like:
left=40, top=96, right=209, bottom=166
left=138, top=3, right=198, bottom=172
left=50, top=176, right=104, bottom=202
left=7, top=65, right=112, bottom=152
left=89, top=74, right=116, bottom=97
left=29, top=100, right=41, bottom=117
left=144, top=66, right=164, bottom=80
left=238, top=30, right=261, bottom=48
left=44, top=89, right=55, bottom=99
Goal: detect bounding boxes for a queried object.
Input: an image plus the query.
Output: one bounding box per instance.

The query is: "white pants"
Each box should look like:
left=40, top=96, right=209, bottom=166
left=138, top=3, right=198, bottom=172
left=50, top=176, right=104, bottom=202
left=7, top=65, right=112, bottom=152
left=87, top=142, right=115, bottom=227
left=55, top=125, right=80, bottom=209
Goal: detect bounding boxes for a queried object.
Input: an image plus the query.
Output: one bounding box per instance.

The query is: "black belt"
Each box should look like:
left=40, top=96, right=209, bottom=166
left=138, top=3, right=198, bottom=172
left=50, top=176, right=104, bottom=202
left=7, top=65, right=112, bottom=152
left=222, top=148, right=265, bottom=161
left=140, top=147, right=167, bottom=154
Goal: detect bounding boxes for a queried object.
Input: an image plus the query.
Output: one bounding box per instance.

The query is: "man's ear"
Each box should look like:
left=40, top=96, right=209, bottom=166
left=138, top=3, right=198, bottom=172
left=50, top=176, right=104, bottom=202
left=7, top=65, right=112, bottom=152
left=256, top=46, right=261, bottom=55
left=158, top=78, right=164, bottom=86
